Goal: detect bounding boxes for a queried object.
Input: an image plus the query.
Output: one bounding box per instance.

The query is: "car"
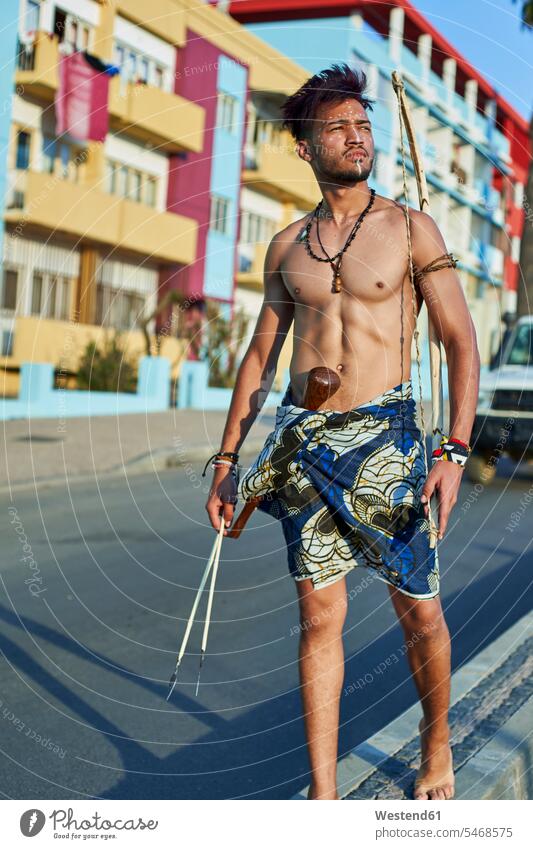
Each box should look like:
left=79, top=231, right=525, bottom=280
left=467, top=315, right=533, bottom=485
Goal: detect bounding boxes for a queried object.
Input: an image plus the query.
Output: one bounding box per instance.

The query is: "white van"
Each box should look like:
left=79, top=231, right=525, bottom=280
left=467, top=315, right=533, bottom=484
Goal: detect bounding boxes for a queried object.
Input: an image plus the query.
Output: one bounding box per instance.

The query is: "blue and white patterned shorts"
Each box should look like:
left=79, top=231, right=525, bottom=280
left=238, top=378, right=440, bottom=598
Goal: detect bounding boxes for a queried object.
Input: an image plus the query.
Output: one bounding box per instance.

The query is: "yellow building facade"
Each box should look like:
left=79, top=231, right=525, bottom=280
left=1, top=0, right=320, bottom=397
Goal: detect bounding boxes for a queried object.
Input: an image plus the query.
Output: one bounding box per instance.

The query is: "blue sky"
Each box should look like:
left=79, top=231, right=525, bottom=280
left=414, top=0, right=532, bottom=119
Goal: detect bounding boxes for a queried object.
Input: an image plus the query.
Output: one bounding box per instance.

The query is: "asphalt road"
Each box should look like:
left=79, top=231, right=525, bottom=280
left=1, top=458, right=532, bottom=799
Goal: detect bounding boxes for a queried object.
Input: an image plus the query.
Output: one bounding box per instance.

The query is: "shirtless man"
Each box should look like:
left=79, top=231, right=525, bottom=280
left=205, top=64, right=480, bottom=801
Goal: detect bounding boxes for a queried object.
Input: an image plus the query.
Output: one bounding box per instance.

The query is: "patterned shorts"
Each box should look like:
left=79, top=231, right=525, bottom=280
left=238, top=379, right=440, bottom=598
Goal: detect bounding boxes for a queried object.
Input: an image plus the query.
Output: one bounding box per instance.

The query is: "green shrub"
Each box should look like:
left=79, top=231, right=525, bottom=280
left=77, top=333, right=137, bottom=392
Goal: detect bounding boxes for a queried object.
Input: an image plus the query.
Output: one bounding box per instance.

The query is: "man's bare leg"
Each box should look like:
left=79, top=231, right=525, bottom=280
left=295, top=575, right=348, bottom=800
left=388, top=587, right=454, bottom=800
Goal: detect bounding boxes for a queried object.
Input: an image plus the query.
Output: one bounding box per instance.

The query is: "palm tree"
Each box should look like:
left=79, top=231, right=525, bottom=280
left=513, top=1, right=533, bottom=316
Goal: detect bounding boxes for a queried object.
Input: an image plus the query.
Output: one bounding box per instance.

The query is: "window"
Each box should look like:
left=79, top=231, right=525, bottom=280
left=144, top=176, right=157, bottom=207
left=41, top=138, right=84, bottom=181
left=30, top=272, right=72, bottom=320
left=59, top=142, right=70, bottom=178
left=80, top=24, right=90, bottom=51
left=253, top=118, right=281, bottom=148
left=42, top=136, right=56, bottom=174
left=130, top=171, right=143, bottom=202
left=113, top=41, right=169, bottom=91
left=2, top=269, right=18, bottom=310
left=47, top=277, right=58, bottom=318
left=68, top=20, right=78, bottom=51
left=126, top=51, right=136, bottom=81
left=105, top=159, right=159, bottom=207
left=507, top=323, right=533, bottom=366
left=1, top=330, right=13, bottom=357
left=95, top=283, right=146, bottom=330
left=54, top=10, right=92, bottom=52
left=53, top=9, right=66, bottom=41
left=216, top=91, right=238, bottom=133
left=117, top=165, right=128, bottom=197
left=240, top=210, right=276, bottom=245
left=15, top=130, right=31, bottom=170
left=31, top=273, right=43, bottom=314
left=210, top=195, right=231, bottom=234
left=105, top=160, right=117, bottom=194
left=139, top=57, right=149, bottom=84
left=24, top=0, right=40, bottom=35
left=114, top=44, right=125, bottom=69
left=59, top=279, right=71, bottom=320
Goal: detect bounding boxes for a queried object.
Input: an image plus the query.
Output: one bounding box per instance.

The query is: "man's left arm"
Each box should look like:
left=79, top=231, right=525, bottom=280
left=410, top=209, right=481, bottom=539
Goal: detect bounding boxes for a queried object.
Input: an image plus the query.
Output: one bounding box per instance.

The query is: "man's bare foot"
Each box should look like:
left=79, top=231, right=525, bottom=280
left=413, top=717, right=455, bottom=801
left=307, top=784, right=339, bottom=800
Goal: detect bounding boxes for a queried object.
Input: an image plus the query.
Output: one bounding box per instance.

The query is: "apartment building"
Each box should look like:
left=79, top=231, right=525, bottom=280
left=4, top=1, right=522, bottom=397
left=222, top=0, right=531, bottom=364
left=1, top=0, right=316, bottom=393
left=1, top=0, right=206, bottom=393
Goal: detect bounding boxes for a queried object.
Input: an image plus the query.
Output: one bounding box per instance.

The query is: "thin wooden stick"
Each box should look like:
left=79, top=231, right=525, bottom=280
left=195, top=514, right=224, bottom=696
left=391, top=71, right=443, bottom=449
left=392, top=70, right=442, bottom=548
left=166, top=516, right=225, bottom=700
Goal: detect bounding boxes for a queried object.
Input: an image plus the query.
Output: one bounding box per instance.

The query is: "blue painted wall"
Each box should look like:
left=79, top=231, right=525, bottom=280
left=204, top=54, right=247, bottom=301
left=1, top=358, right=171, bottom=420
left=0, top=2, right=20, bottom=271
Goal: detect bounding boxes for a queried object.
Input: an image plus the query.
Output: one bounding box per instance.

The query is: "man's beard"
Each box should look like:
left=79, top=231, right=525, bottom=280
left=319, top=156, right=373, bottom=184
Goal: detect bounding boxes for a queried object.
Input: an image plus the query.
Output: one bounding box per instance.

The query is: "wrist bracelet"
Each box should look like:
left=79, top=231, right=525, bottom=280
left=211, top=460, right=240, bottom=484
left=202, top=450, right=240, bottom=477
left=432, top=436, right=471, bottom=467
left=212, top=459, right=237, bottom=470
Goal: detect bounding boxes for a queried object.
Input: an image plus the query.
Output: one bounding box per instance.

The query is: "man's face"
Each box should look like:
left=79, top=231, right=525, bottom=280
left=298, top=98, right=375, bottom=184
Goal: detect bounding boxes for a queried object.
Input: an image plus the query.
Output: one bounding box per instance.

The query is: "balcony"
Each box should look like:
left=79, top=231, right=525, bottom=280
left=487, top=187, right=505, bottom=225
left=428, top=70, right=449, bottom=109
left=242, top=138, right=321, bottom=208
left=236, top=243, right=268, bottom=292
left=5, top=171, right=197, bottom=266
left=15, top=32, right=58, bottom=100
left=490, top=127, right=511, bottom=163
left=108, top=76, right=204, bottom=154
left=15, top=33, right=205, bottom=155
left=484, top=244, right=504, bottom=278
left=451, top=92, right=470, bottom=128
left=400, top=47, right=424, bottom=90
left=471, top=110, right=489, bottom=144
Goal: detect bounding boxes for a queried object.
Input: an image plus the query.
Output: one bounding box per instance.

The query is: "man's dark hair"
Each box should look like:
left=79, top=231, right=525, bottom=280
left=281, top=62, right=374, bottom=142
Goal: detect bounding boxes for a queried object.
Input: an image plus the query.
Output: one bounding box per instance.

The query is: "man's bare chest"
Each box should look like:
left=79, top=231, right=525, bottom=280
left=280, top=220, right=409, bottom=306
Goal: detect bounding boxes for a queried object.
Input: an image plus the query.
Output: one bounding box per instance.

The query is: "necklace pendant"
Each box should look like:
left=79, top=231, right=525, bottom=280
left=333, top=274, right=342, bottom=293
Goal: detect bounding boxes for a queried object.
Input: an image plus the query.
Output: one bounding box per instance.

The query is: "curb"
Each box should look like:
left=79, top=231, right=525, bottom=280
left=1, top=440, right=268, bottom=495
left=292, top=609, right=533, bottom=800
left=454, top=694, right=532, bottom=800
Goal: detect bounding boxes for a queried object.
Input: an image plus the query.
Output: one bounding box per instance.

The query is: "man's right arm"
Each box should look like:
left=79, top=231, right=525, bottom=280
left=205, top=231, right=294, bottom=532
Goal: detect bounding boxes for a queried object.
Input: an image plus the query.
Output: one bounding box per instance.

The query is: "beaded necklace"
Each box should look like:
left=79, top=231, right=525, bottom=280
left=301, top=187, right=376, bottom=293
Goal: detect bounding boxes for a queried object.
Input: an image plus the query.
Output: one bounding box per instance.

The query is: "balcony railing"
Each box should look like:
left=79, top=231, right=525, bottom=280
left=16, top=37, right=35, bottom=71
left=490, top=127, right=511, bottom=162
